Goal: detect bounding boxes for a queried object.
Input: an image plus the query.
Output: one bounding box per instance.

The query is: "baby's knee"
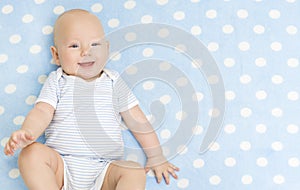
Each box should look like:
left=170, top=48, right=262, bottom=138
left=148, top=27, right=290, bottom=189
left=18, top=142, right=44, bottom=165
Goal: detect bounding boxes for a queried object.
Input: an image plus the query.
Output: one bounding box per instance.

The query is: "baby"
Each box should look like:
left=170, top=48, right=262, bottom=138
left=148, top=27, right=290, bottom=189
left=4, top=9, right=179, bottom=190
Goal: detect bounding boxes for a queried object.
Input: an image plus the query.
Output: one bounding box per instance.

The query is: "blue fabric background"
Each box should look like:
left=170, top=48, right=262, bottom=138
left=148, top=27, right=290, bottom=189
left=1, top=0, right=300, bottom=189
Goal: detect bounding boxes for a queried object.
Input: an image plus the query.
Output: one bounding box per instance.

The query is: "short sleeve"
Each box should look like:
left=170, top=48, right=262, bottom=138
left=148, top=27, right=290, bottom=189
left=113, top=74, right=139, bottom=113
left=35, top=71, right=59, bottom=109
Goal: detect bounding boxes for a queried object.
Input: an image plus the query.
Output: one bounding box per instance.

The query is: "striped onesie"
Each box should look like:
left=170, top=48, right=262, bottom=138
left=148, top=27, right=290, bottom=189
left=36, top=67, right=139, bottom=190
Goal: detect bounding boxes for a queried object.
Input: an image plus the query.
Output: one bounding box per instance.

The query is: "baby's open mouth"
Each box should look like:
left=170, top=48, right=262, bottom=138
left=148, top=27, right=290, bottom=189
left=78, top=61, right=95, bottom=67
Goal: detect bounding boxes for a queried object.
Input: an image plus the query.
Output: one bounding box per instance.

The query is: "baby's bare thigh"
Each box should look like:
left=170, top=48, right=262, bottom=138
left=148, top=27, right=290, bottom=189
left=101, top=160, right=144, bottom=190
left=19, top=142, right=64, bottom=188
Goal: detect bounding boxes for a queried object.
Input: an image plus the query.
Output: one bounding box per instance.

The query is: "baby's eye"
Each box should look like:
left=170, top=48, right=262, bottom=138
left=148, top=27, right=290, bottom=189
left=91, top=43, right=101, bottom=47
left=69, top=44, right=79, bottom=48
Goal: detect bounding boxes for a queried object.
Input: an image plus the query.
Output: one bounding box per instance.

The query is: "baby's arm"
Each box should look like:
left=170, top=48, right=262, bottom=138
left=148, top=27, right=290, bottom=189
left=4, top=102, right=54, bottom=156
left=120, top=105, right=179, bottom=185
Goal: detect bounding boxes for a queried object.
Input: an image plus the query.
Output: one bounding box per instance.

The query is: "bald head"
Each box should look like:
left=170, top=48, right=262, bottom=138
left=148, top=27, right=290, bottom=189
left=53, top=9, right=105, bottom=47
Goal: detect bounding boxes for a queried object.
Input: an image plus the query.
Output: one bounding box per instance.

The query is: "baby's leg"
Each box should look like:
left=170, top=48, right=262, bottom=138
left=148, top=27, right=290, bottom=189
left=101, top=160, right=146, bottom=190
left=18, top=142, right=64, bottom=190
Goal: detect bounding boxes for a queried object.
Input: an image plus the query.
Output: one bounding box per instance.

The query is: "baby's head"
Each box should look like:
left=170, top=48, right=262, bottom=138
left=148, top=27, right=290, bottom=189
left=51, top=9, right=109, bottom=81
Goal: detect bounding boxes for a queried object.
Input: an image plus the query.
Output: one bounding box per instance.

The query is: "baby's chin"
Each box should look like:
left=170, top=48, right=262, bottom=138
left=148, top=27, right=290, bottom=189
left=76, top=70, right=104, bottom=81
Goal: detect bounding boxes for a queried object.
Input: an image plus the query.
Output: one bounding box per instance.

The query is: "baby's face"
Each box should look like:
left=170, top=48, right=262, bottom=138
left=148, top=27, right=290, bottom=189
left=51, top=11, right=108, bottom=81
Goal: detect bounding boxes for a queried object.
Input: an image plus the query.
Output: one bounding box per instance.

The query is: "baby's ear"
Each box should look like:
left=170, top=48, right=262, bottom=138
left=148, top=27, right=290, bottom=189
left=50, top=46, right=60, bottom=66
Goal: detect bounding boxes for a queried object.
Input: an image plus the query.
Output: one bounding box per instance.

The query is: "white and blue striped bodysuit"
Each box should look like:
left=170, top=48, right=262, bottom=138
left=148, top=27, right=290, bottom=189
left=36, top=67, right=138, bottom=190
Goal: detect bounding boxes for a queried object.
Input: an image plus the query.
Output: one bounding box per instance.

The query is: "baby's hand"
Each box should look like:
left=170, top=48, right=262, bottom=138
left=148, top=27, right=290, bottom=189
left=4, top=129, right=34, bottom=156
left=145, top=157, right=180, bottom=185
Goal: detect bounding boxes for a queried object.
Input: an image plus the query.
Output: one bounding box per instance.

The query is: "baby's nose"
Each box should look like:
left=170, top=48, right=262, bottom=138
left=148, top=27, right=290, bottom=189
left=81, top=46, right=91, bottom=56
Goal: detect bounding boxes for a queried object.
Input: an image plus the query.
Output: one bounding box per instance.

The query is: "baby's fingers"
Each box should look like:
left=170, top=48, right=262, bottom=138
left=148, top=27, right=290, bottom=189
left=155, top=171, right=163, bottom=184
left=163, top=170, right=170, bottom=185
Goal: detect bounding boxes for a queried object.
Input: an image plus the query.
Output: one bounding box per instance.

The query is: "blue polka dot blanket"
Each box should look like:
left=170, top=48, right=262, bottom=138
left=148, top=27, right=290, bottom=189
left=1, top=1, right=300, bottom=189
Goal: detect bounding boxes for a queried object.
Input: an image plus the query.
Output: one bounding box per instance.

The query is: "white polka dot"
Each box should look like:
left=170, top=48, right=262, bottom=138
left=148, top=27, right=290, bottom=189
left=177, top=145, right=188, bottom=155
left=255, top=57, right=267, bottom=67
left=176, top=77, right=188, bottom=87
left=38, top=75, right=47, bottom=84
left=29, top=45, right=42, bottom=54
left=110, top=51, right=121, bottom=61
left=209, top=108, right=220, bottom=118
left=222, top=24, right=234, bottom=34
left=190, top=25, right=202, bottom=35
left=224, top=124, right=236, bottom=134
left=22, top=14, right=34, bottom=23
left=125, top=65, right=138, bottom=75
left=271, top=141, right=283, bottom=151
left=241, top=175, right=253, bottom=185
left=224, top=157, right=236, bottom=167
left=207, top=42, right=219, bottom=52
left=270, top=42, right=282, bottom=51
left=160, top=129, right=171, bottom=139
left=240, top=108, right=252, bottom=118
left=2, top=4, right=14, bottom=14
left=288, top=157, right=299, bottom=167
left=269, top=9, right=281, bottom=19
left=5, top=84, right=16, bottom=94
left=156, top=0, right=168, bottom=5
left=271, top=108, right=283, bottom=117
left=191, top=0, right=200, bottom=2
left=286, top=25, right=297, bottom=35
left=159, top=95, right=171, bottom=105
left=91, top=3, right=103, bottom=12
left=25, top=95, right=37, bottom=105
left=124, top=0, right=136, bottom=10
left=256, top=124, right=267, bottom=134
left=224, top=58, right=235, bottom=67
left=256, top=157, right=268, bottom=167
left=13, top=116, right=25, bottom=125
left=158, top=28, right=170, bottom=38
left=193, top=159, right=205, bottom=168
left=273, top=175, right=285, bottom=184
left=141, top=15, right=153, bottom=24
left=176, top=111, right=187, bottom=121
left=0, top=54, right=8, bottom=64
left=142, top=48, right=154, bottom=57
left=256, top=90, right=267, bottom=100
left=193, top=125, right=203, bottom=135
left=108, top=18, right=120, bottom=28
left=240, top=141, right=251, bottom=151
left=237, top=9, right=248, bottom=19
left=192, top=92, right=204, bottom=102
left=208, top=75, right=219, bottom=84
left=271, top=75, right=283, bottom=84
left=238, top=41, right=250, bottom=51
left=191, top=59, right=203, bottom=68
left=16, top=64, right=28, bottom=74
left=287, top=58, right=299, bottom=68
left=1, top=137, right=9, bottom=147
left=206, top=9, right=217, bottom=19
left=209, top=175, right=221, bottom=185
left=34, top=0, right=45, bottom=4
left=0, top=106, right=5, bottom=115
left=177, top=178, right=189, bottom=188
left=286, top=0, right=296, bottom=2
left=143, top=81, right=154, bottom=90
left=287, top=124, right=298, bottom=134
left=53, top=5, right=65, bottom=15
left=287, top=91, right=298, bottom=101
left=173, top=11, right=185, bottom=21
left=124, top=32, right=137, bottom=42
left=159, top=62, right=171, bottom=71
left=9, top=34, right=21, bottom=44
left=42, top=25, right=53, bottom=35
left=209, top=142, right=220, bottom=151
left=9, top=169, right=20, bottom=179
left=240, top=74, right=252, bottom=84
left=253, top=25, right=265, bottom=34
left=175, top=44, right=187, bottom=53
left=126, top=154, right=138, bottom=162
left=225, top=90, right=236, bottom=101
